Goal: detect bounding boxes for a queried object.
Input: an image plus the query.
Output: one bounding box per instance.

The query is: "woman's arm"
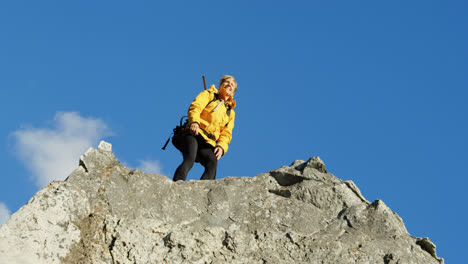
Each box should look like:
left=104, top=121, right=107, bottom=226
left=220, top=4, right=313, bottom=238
left=216, top=110, right=235, bottom=155
left=188, top=89, right=211, bottom=127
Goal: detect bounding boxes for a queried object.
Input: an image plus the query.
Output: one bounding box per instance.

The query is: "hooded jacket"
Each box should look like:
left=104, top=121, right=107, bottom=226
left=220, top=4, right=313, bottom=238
left=187, top=85, right=236, bottom=154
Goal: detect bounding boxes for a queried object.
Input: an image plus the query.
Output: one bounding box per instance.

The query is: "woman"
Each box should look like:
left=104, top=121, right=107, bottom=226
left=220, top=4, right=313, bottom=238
left=172, top=75, right=237, bottom=181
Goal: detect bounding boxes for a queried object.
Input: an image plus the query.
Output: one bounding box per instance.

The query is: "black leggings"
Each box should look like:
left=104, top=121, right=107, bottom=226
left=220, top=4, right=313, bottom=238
left=172, top=134, right=217, bottom=181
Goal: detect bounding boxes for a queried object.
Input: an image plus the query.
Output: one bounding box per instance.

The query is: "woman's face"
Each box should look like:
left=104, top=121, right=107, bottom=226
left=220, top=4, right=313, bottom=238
left=219, top=79, right=236, bottom=99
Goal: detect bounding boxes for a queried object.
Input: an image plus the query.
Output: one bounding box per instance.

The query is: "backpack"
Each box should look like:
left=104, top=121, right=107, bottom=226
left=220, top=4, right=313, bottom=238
left=161, top=115, right=188, bottom=150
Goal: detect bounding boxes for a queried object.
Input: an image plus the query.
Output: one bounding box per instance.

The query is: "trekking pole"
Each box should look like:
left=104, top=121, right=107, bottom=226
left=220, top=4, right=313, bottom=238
left=202, top=75, right=207, bottom=90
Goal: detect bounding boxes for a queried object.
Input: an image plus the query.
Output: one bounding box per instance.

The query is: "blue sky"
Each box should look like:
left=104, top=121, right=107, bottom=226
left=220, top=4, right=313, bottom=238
left=1, top=1, right=467, bottom=262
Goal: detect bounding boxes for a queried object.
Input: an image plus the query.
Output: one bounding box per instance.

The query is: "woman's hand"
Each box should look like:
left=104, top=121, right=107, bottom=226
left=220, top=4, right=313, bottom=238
left=190, top=122, right=199, bottom=136
left=214, top=146, right=224, bottom=160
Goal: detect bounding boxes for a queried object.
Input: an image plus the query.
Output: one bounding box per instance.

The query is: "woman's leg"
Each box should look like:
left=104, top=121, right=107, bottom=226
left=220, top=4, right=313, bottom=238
left=173, top=134, right=198, bottom=181
left=197, top=142, right=218, bottom=180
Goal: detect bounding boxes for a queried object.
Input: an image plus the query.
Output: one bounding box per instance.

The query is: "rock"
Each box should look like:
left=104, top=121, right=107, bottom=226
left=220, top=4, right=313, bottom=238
left=0, top=141, right=444, bottom=263
left=0, top=182, right=89, bottom=264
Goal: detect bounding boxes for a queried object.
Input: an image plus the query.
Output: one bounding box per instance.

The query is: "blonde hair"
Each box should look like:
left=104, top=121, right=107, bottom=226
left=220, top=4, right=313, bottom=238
left=217, top=75, right=237, bottom=92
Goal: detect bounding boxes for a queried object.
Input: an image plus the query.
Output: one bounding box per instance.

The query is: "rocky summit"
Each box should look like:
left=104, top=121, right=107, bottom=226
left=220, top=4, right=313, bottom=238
left=0, top=141, right=443, bottom=264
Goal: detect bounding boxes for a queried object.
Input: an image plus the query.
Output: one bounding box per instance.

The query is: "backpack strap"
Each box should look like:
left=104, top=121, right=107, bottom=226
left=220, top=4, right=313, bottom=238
left=207, top=93, right=231, bottom=117
left=206, top=93, right=219, bottom=107
left=226, top=105, right=231, bottom=117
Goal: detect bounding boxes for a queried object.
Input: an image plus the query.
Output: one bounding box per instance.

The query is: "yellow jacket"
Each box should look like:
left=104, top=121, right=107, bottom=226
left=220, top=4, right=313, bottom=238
left=188, top=85, right=236, bottom=154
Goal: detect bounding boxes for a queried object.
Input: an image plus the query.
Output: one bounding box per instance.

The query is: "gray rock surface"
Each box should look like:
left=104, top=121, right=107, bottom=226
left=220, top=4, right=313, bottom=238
left=0, top=141, right=443, bottom=263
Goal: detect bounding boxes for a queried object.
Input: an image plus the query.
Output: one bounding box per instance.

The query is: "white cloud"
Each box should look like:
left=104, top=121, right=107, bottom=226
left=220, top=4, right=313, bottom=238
left=13, top=112, right=111, bottom=188
left=0, top=202, right=11, bottom=226
left=137, top=159, right=163, bottom=174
